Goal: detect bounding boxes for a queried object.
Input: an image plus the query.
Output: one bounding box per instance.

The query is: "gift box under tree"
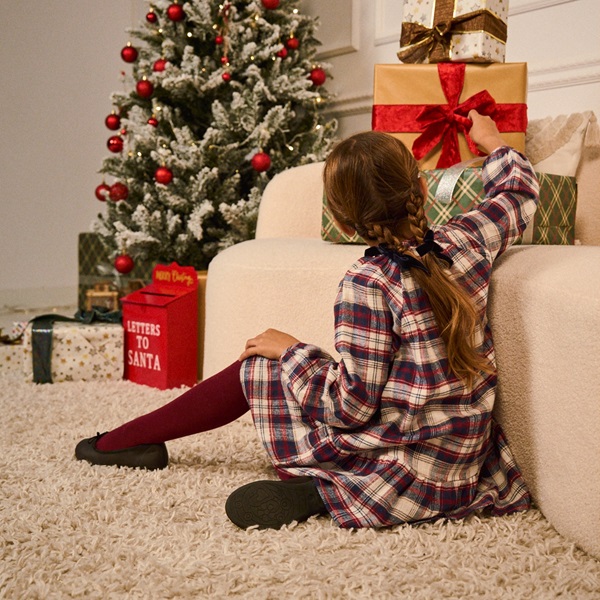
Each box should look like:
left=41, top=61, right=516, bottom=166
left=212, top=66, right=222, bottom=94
left=398, top=0, right=509, bottom=64
left=22, top=321, right=124, bottom=384
left=372, top=62, right=528, bottom=169
left=78, top=232, right=153, bottom=310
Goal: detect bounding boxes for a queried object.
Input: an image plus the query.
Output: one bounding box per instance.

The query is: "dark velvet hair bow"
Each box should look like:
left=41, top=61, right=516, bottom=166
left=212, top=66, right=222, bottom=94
left=364, top=230, right=453, bottom=276
left=415, top=229, right=453, bottom=268
left=364, top=245, right=432, bottom=276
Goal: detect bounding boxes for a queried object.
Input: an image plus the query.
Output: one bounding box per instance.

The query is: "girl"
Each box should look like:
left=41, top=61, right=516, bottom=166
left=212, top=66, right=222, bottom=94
left=76, top=111, right=539, bottom=530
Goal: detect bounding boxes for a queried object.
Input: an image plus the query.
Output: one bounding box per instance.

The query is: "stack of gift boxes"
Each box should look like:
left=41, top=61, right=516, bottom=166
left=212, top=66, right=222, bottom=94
left=323, top=0, right=577, bottom=246
left=367, top=0, right=577, bottom=244
left=374, top=0, right=525, bottom=169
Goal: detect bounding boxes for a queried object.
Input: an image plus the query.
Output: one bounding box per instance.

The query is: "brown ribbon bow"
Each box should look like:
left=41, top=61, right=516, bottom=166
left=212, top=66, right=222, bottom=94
left=398, top=7, right=507, bottom=63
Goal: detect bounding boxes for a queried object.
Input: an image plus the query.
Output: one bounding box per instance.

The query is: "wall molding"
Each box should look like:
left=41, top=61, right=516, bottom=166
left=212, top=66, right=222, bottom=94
left=528, top=58, right=600, bottom=91
left=508, top=0, right=579, bottom=15
left=309, top=0, right=361, bottom=60
left=326, top=58, right=600, bottom=117
left=325, top=92, right=373, bottom=117
left=374, top=0, right=404, bottom=47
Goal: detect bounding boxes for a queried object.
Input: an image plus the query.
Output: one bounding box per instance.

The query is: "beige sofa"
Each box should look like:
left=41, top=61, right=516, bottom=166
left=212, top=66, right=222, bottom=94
left=203, top=123, right=600, bottom=558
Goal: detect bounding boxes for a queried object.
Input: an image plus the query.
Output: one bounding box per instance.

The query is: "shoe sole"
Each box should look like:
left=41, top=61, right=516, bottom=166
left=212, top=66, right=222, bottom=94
left=225, top=479, right=327, bottom=529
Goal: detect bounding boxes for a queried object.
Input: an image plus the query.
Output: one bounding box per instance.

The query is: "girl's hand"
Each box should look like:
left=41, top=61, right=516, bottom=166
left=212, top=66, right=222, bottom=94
left=468, top=110, right=506, bottom=154
left=239, top=328, right=301, bottom=361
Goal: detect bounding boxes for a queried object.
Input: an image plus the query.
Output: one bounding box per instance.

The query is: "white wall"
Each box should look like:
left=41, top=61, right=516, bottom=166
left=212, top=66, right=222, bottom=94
left=1, top=0, right=599, bottom=308
left=0, top=0, right=147, bottom=308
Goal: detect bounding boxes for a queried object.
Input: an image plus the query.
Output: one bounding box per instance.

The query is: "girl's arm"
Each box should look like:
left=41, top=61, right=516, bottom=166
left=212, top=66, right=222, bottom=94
left=441, top=113, right=540, bottom=261
left=277, top=267, right=396, bottom=429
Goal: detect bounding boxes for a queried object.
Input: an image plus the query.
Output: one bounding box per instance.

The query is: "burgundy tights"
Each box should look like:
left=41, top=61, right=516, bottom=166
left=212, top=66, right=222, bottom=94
left=96, top=361, right=249, bottom=452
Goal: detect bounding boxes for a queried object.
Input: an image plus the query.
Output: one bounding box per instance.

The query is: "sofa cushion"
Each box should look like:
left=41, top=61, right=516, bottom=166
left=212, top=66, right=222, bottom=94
left=526, top=111, right=598, bottom=177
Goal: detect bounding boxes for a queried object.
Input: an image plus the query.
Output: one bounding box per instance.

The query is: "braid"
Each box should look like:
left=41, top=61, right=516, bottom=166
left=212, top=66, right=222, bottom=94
left=404, top=188, right=429, bottom=244
left=323, top=131, right=494, bottom=386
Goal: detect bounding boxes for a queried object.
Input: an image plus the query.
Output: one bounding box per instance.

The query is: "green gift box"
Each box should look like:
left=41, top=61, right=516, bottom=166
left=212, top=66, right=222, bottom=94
left=78, top=233, right=154, bottom=310
left=322, top=169, right=577, bottom=246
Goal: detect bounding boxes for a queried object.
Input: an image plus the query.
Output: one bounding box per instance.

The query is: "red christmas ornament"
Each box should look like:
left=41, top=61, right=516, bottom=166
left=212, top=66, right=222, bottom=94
left=222, top=72, right=231, bottom=82
left=251, top=152, right=271, bottom=172
left=166, top=3, right=185, bottom=21
left=276, top=47, right=288, bottom=58
left=114, top=254, right=135, bottom=274
left=121, top=43, right=138, bottom=63
left=147, top=116, right=159, bottom=127
left=146, top=9, right=158, bottom=23
left=153, top=58, right=167, bottom=72
left=215, top=35, right=224, bottom=45
left=109, top=182, right=129, bottom=202
left=154, top=166, right=173, bottom=184
left=107, top=135, right=124, bottom=153
left=286, top=36, right=299, bottom=50
left=220, top=56, right=229, bottom=65
left=309, top=67, right=327, bottom=86
left=105, top=113, right=121, bottom=130
left=95, top=183, right=110, bottom=201
left=136, top=79, right=154, bottom=99
left=261, top=0, right=280, bottom=9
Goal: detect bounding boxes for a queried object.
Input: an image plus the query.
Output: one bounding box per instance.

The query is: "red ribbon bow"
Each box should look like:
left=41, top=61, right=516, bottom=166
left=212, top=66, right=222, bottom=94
left=372, top=63, right=527, bottom=168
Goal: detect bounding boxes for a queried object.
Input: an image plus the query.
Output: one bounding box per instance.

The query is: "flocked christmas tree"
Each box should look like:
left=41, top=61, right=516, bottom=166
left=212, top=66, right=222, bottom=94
left=94, top=0, right=337, bottom=273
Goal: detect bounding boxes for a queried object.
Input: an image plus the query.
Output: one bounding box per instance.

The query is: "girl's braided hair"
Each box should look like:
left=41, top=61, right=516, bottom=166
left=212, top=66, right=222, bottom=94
left=323, top=131, right=493, bottom=386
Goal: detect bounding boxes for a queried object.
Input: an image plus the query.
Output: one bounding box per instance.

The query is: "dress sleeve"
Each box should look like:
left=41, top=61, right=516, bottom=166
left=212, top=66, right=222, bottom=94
left=442, top=146, right=540, bottom=261
left=278, top=267, right=396, bottom=429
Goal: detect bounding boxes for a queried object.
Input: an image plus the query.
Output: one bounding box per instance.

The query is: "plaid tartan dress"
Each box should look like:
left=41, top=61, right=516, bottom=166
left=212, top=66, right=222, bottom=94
left=241, top=147, right=539, bottom=528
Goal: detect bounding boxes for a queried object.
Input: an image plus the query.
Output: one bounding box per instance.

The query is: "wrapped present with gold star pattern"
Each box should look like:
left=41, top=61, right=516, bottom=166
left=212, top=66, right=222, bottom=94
left=22, top=321, right=124, bottom=383
left=398, top=0, right=509, bottom=64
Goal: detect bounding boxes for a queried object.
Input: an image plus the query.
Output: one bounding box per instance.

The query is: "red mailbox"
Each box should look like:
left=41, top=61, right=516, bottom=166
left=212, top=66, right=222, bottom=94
left=121, top=263, right=198, bottom=389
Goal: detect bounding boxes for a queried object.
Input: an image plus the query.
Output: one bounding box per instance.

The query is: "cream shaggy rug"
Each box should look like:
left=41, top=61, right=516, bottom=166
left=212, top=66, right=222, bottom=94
left=1, top=374, right=599, bottom=600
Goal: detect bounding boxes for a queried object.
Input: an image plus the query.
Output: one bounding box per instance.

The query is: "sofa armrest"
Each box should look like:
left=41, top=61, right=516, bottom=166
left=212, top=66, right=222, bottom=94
left=489, top=245, right=600, bottom=558
left=255, top=162, right=325, bottom=239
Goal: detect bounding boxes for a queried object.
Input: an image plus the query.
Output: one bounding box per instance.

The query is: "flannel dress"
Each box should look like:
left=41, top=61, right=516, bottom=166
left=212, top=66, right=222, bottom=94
left=241, top=147, right=539, bottom=528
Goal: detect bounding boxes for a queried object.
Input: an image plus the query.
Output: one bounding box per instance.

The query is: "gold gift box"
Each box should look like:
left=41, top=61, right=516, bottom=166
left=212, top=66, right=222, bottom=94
left=372, top=62, right=527, bottom=169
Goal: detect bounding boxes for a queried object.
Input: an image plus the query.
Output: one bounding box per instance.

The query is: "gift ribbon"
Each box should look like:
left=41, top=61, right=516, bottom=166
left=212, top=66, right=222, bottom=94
left=398, top=5, right=508, bottom=64
left=371, top=63, right=528, bottom=168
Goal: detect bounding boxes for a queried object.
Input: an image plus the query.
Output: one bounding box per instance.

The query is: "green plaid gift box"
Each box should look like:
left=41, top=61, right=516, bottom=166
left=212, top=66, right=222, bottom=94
left=322, top=169, right=577, bottom=246
left=78, top=233, right=154, bottom=310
